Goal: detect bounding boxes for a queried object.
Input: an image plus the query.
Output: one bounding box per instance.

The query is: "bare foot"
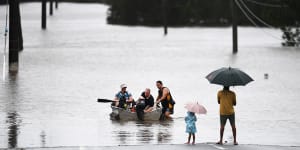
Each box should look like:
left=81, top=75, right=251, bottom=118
left=184, top=142, right=190, bottom=144
left=216, top=141, right=223, bottom=145
left=192, top=142, right=195, bottom=145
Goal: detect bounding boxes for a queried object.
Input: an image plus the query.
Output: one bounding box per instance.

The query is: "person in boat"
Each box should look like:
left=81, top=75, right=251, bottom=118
left=135, top=88, right=155, bottom=120
left=113, top=84, right=134, bottom=109
left=156, top=80, right=175, bottom=120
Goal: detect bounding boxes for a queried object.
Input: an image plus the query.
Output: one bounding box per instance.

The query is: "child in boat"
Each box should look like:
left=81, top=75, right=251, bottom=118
left=185, top=111, right=197, bottom=144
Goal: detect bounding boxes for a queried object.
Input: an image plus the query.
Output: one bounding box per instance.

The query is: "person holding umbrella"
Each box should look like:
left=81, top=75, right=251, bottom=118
left=206, top=67, right=253, bottom=146
left=184, top=102, right=207, bottom=145
left=217, top=86, right=238, bottom=145
left=184, top=111, right=197, bottom=145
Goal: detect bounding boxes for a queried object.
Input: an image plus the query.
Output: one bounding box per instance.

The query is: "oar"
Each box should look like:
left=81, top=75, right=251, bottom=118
left=97, top=98, right=116, bottom=103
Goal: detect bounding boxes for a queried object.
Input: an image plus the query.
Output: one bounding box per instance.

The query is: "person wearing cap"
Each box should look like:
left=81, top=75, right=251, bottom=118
left=113, top=84, right=134, bottom=109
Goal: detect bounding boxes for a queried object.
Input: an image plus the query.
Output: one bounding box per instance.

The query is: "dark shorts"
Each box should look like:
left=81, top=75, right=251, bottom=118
left=162, top=107, right=174, bottom=114
left=220, top=113, right=235, bottom=126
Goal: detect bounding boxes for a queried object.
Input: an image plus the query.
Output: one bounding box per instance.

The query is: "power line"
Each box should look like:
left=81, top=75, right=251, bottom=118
left=234, top=0, right=285, bottom=41
left=237, top=0, right=299, bottom=45
left=239, top=0, right=277, bottom=29
left=240, top=0, right=298, bottom=35
left=243, top=0, right=285, bottom=8
left=235, top=0, right=259, bottom=27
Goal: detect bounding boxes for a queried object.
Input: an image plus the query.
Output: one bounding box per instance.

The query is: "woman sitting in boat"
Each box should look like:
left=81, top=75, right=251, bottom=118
left=136, top=88, right=154, bottom=120
left=113, top=84, right=134, bottom=109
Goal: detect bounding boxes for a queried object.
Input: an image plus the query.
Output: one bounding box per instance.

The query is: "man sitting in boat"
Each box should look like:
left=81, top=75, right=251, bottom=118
left=136, top=88, right=154, bottom=120
left=113, top=84, right=134, bottom=109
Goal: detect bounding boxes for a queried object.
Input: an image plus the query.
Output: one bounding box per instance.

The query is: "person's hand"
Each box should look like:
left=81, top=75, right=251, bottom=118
left=156, top=99, right=161, bottom=103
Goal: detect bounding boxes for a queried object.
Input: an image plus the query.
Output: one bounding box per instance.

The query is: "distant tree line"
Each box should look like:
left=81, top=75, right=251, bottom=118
left=106, top=0, right=300, bottom=27
left=0, top=0, right=108, bottom=4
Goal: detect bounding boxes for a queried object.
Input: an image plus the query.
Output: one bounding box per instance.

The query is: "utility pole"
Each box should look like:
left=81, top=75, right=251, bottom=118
left=231, top=0, right=238, bottom=53
left=50, top=0, right=53, bottom=16
left=42, top=0, right=47, bottom=29
left=55, top=0, right=58, bottom=9
left=162, top=0, right=168, bottom=36
left=9, top=0, right=23, bottom=73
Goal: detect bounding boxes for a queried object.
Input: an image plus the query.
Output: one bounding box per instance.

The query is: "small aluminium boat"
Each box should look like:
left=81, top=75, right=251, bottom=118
left=110, top=106, right=162, bottom=121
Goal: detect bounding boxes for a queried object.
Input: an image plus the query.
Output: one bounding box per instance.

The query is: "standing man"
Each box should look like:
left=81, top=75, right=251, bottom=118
left=217, top=86, right=238, bottom=145
left=114, top=84, right=134, bottom=109
left=156, top=80, right=175, bottom=120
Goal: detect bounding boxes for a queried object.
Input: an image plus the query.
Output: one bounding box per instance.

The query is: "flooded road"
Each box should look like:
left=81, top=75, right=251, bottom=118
left=0, top=3, right=300, bottom=148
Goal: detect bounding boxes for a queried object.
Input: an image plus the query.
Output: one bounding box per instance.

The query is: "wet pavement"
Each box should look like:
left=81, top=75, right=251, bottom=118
left=1, top=144, right=300, bottom=150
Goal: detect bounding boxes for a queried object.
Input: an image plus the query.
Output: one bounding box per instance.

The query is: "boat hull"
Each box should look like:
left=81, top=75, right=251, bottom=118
left=110, top=106, right=162, bottom=121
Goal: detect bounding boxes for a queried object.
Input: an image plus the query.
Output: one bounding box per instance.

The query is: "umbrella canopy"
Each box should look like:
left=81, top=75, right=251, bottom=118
left=184, top=102, right=207, bottom=114
left=206, top=67, right=253, bottom=86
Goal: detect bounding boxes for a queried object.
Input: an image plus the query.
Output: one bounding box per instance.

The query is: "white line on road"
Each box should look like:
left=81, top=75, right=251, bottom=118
left=209, top=144, right=227, bottom=150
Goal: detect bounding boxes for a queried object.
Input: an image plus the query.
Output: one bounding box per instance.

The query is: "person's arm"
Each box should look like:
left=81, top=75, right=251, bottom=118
left=233, top=92, right=236, bottom=106
left=139, top=92, right=146, bottom=100
left=157, top=88, right=169, bottom=103
left=129, top=96, right=133, bottom=102
left=144, top=106, right=153, bottom=112
left=113, top=93, right=119, bottom=106
left=127, top=93, right=133, bottom=102
left=145, top=96, right=154, bottom=112
left=217, top=92, right=220, bottom=104
left=114, top=93, right=119, bottom=101
left=156, top=93, right=160, bottom=101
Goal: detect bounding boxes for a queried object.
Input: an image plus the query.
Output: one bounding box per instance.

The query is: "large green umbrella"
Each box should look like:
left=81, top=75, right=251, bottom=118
left=206, top=67, right=253, bottom=86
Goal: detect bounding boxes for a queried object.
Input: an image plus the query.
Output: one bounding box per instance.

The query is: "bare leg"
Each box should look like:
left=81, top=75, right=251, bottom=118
left=192, top=133, right=195, bottom=144
left=231, top=125, right=238, bottom=145
left=185, top=133, right=191, bottom=144
left=217, top=125, right=225, bottom=145
left=165, top=111, right=172, bottom=119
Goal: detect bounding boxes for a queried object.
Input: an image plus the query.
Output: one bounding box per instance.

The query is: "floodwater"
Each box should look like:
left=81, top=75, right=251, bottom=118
left=0, top=3, right=300, bottom=149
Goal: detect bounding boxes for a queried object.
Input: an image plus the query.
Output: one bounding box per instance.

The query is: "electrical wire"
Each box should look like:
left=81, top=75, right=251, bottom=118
left=239, top=0, right=277, bottom=29
left=243, top=0, right=285, bottom=8
left=238, top=0, right=299, bottom=45
left=235, top=0, right=285, bottom=41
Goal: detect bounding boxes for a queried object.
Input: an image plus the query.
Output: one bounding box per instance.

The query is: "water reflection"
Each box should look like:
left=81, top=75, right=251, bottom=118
left=136, top=122, right=154, bottom=143
left=6, top=112, right=20, bottom=148
left=114, top=130, right=133, bottom=145
left=112, top=120, right=174, bottom=145
left=4, top=74, right=22, bottom=148
left=40, top=131, right=46, bottom=147
left=156, top=121, right=173, bottom=143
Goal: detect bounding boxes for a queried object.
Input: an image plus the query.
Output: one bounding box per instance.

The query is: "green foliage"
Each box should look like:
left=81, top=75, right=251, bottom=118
left=281, top=23, right=300, bottom=47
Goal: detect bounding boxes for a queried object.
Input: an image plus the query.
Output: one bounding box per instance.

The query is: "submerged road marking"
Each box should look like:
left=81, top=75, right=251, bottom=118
left=209, top=144, right=227, bottom=150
